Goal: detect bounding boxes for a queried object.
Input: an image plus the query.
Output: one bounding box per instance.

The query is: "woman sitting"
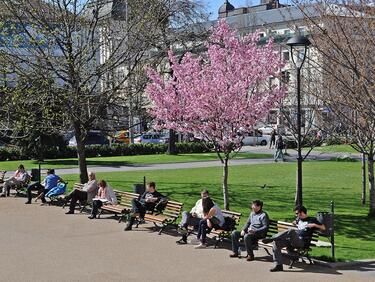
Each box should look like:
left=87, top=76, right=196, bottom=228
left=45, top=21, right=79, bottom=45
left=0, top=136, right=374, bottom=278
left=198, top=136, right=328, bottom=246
left=195, top=197, right=225, bottom=249
left=89, top=180, right=117, bottom=219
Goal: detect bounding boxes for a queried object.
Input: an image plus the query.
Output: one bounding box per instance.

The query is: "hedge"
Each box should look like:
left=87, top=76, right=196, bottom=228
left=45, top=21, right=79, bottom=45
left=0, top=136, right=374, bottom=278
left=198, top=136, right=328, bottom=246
left=0, top=142, right=211, bottom=161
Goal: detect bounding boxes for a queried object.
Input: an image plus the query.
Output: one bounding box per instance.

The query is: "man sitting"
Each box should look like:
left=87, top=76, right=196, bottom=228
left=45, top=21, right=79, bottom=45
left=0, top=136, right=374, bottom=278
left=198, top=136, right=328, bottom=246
left=64, top=171, right=98, bottom=214
left=124, top=182, right=165, bottom=231
left=0, top=164, right=29, bottom=197
left=262, top=205, right=326, bottom=272
left=176, top=189, right=209, bottom=244
left=229, top=200, right=269, bottom=261
left=25, top=169, right=61, bottom=204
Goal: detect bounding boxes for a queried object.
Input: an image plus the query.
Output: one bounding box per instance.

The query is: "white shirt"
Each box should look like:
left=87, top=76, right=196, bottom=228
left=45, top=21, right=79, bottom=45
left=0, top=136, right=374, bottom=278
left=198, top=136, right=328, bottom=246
left=190, top=199, right=204, bottom=218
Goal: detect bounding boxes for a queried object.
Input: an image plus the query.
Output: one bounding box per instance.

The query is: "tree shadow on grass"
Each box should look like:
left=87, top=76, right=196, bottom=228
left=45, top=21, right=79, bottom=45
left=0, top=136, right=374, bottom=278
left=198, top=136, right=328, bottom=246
left=335, top=214, right=375, bottom=240
left=37, top=159, right=135, bottom=168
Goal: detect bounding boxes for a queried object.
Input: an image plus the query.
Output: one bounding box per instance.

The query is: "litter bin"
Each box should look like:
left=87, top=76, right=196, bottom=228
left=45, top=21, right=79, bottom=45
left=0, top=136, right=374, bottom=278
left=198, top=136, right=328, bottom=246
left=316, top=211, right=334, bottom=237
left=31, top=169, right=40, bottom=182
left=133, top=184, right=145, bottom=198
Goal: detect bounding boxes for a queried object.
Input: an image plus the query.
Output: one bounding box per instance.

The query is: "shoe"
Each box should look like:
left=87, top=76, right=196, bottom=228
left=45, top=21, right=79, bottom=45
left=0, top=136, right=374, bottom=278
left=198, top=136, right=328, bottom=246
left=270, top=265, right=283, bottom=272
left=0, top=194, right=5, bottom=197
left=124, top=222, right=132, bottom=231
left=25, top=201, right=31, bottom=204
left=88, top=215, right=96, bottom=219
left=176, top=238, right=187, bottom=245
left=246, top=254, right=255, bottom=261
left=262, top=238, right=273, bottom=244
left=65, top=211, right=74, bottom=215
left=229, top=253, right=239, bottom=258
left=194, top=243, right=207, bottom=249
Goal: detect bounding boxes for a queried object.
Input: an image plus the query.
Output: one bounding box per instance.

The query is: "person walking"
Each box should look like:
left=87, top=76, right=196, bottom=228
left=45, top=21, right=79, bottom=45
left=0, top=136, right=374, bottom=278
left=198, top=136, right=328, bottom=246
left=274, top=135, right=285, bottom=162
left=269, top=129, right=276, bottom=149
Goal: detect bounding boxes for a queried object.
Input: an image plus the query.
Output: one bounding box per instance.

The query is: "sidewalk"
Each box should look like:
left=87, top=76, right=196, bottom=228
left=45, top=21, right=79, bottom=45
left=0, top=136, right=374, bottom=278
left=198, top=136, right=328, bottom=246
left=0, top=197, right=373, bottom=282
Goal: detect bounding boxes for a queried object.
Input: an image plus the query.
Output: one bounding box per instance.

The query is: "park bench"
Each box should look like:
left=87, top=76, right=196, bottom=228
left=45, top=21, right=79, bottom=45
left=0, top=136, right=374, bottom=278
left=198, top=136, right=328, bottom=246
left=98, top=190, right=140, bottom=222
left=135, top=200, right=183, bottom=235
left=258, top=220, right=331, bottom=268
left=0, top=170, right=6, bottom=184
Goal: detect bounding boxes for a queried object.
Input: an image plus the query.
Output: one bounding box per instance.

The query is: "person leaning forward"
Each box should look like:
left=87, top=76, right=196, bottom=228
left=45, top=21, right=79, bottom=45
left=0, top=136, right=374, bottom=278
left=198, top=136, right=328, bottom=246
left=124, top=182, right=165, bottom=231
left=262, top=205, right=326, bottom=272
left=229, top=200, right=269, bottom=261
left=176, top=189, right=209, bottom=245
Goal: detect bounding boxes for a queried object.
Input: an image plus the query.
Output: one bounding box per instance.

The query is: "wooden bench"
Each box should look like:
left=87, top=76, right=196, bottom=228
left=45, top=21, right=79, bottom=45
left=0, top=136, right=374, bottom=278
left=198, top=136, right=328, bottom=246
left=258, top=220, right=326, bottom=268
left=136, top=200, right=183, bottom=235
left=0, top=170, right=6, bottom=184
left=98, top=190, right=140, bottom=222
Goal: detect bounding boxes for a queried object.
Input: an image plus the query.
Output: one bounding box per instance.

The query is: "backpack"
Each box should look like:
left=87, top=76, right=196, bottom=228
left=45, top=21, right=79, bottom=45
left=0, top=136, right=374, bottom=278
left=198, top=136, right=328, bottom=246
left=222, top=216, right=236, bottom=231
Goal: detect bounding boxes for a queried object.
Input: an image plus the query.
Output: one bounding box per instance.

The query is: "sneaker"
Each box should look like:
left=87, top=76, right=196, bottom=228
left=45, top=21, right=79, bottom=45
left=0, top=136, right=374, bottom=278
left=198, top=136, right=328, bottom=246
left=25, top=201, right=31, bottom=204
left=65, top=211, right=74, bottom=215
left=194, top=243, right=207, bottom=249
left=88, top=215, right=96, bottom=219
left=176, top=238, right=187, bottom=245
left=262, top=238, right=273, bottom=244
left=229, top=253, right=239, bottom=258
left=270, top=265, right=283, bottom=272
left=124, top=222, right=132, bottom=231
left=246, top=254, right=255, bottom=261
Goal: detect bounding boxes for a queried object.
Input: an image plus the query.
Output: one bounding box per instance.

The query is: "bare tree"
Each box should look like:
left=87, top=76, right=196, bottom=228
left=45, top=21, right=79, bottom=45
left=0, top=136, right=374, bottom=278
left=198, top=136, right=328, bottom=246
left=294, top=0, right=375, bottom=216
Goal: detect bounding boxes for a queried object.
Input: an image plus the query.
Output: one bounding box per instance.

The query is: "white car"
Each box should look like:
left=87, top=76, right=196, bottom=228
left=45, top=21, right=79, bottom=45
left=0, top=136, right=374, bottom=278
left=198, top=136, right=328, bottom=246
left=258, top=126, right=275, bottom=135
left=241, top=131, right=270, bottom=146
left=134, top=133, right=168, bottom=144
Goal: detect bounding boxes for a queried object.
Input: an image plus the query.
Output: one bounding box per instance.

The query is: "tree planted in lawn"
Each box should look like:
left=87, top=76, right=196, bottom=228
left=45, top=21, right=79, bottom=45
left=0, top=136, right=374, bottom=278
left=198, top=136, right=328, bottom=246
left=146, top=20, right=285, bottom=209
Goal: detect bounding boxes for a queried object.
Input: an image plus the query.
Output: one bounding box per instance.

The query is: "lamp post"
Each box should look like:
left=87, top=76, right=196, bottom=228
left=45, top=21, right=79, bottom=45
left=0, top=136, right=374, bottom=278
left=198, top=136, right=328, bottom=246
left=286, top=35, right=311, bottom=207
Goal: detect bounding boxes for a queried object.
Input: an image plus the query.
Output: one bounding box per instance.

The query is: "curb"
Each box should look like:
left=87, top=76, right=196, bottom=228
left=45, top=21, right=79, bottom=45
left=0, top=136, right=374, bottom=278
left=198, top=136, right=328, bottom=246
left=312, top=258, right=375, bottom=269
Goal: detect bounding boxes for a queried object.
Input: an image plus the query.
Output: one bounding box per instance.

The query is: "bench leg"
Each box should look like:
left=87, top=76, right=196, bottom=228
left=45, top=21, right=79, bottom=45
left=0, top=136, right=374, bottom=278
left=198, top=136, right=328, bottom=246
left=263, top=247, right=272, bottom=256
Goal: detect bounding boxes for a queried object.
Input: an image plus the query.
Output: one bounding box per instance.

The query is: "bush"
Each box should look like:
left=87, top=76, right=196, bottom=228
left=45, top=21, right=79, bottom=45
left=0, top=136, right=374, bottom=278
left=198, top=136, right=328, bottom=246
left=0, top=142, right=211, bottom=161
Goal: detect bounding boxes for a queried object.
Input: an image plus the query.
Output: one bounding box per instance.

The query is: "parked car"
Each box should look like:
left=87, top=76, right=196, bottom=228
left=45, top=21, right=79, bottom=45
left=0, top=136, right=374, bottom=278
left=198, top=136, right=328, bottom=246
left=258, top=126, right=275, bottom=135
left=68, top=131, right=110, bottom=147
left=241, top=130, right=270, bottom=146
left=134, top=133, right=168, bottom=144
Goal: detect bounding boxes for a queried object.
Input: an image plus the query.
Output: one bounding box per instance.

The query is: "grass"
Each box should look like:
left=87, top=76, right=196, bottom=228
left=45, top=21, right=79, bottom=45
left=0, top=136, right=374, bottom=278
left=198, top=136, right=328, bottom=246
left=0, top=152, right=272, bottom=171
left=60, top=161, right=374, bottom=262
left=313, top=145, right=358, bottom=154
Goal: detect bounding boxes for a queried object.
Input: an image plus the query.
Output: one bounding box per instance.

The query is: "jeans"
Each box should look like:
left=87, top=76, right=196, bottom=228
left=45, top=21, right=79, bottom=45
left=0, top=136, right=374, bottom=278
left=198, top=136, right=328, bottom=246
left=231, top=230, right=266, bottom=256
left=272, top=229, right=305, bottom=265
left=274, top=149, right=284, bottom=161
left=180, top=211, right=201, bottom=229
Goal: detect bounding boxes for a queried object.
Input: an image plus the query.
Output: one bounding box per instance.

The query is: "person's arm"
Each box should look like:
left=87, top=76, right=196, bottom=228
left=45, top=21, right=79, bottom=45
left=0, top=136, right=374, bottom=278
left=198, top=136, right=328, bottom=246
left=307, top=219, right=326, bottom=231
left=242, top=214, right=252, bottom=232
left=204, top=207, right=217, bottom=219
left=190, top=200, right=199, bottom=214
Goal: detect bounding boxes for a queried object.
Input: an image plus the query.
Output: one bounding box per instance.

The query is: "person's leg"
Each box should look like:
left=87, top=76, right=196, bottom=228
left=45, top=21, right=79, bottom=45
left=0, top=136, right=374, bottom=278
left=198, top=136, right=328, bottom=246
left=230, top=230, right=241, bottom=256
left=89, top=200, right=102, bottom=218
left=244, top=233, right=258, bottom=259
left=125, top=199, right=144, bottom=230
left=269, top=230, right=296, bottom=271
left=179, top=211, right=190, bottom=228
left=26, top=182, right=43, bottom=204
left=198, top=219, right=208, bottom=244
left=68, top=190, right=87, bottom=213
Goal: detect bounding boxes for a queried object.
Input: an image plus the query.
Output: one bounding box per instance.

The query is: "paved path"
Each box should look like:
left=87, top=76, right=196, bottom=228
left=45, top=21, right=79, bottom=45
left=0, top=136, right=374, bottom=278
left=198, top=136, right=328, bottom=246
left=0, top=197, right=374, bottom=282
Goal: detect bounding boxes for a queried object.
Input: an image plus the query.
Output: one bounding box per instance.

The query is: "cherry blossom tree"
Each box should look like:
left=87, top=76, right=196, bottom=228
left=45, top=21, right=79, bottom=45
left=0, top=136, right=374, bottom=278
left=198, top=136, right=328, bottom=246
left=146, top=20, right=285, bottom=209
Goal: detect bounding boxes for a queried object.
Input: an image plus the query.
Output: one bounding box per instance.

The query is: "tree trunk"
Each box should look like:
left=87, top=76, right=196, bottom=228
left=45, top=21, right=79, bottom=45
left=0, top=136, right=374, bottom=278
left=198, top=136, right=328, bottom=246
left=362, top=153, right=366, bottom=205
left=222, top=156, right=229, bottom=210
left=167, top=129, right=177, bottom=155
left=74, top=125, right=88, bottom=184
left=368, top=153, right=375, bottom=217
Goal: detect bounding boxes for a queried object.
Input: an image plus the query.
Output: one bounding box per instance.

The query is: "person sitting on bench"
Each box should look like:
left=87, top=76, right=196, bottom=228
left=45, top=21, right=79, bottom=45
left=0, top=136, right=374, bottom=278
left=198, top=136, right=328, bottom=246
left=88, top=180, right=117, bottom=219
left=176, top=189, right=209, bottom=245
left=229, top=200, right=269, bottom=261
left=65, top=172, right=98, bottom=214
left=25, top=169, right=61, bottom=204
left=124, top=182, right=165, bottom=231
left=195, top=197, right=224, bottom=249
left=262, top=205, right=326, bottom=272
left=1, top=164, right=28, bottom=197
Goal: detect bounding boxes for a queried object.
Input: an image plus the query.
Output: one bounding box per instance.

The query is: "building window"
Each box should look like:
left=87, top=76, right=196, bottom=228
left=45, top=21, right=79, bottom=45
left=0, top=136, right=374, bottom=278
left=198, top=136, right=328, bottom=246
left=282, top=51, right=290, bottom=61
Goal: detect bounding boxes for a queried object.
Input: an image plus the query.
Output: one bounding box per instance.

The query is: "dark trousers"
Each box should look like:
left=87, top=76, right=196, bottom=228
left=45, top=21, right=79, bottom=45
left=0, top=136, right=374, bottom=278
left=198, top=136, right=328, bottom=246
left=180, top=211, right=201, bottom=229
left=27, top=182, right=45, bottom=202
left=132, top=199, right=147, bottom=218
left=67, top=189, right=88, bottom=212
left=91, top=200, right=103, bottom=217
left=272, top=229, right=305, bottom=265
left=231, top=230, right=266, bottom=256
left=197, top=219, right=221, bottom=244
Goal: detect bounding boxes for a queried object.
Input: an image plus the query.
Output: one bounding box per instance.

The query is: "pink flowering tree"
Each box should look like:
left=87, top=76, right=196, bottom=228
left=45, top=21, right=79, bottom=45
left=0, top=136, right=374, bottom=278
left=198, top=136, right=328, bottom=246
left=146, top=20, right=285, bottom=209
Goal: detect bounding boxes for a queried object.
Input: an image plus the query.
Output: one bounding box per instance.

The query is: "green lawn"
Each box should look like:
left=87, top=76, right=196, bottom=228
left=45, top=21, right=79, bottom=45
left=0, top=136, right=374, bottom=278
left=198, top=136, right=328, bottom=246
left=61, top=161, right=374, bottom=262
left=313, top=145, right=358, bottom=154
left=0, top=152, right=272, bottom=171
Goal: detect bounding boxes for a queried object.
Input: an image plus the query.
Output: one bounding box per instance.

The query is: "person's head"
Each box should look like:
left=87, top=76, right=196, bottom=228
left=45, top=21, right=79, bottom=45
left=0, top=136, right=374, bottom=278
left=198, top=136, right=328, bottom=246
left=147, top=182, right=156, bottom=192
left=294, top=205, right=308, bottom=219
left=88, top=171, right=96, bottom=181
left=18, top=164, right=25, bottom=170
left=201, top=189, right=209, bottom=199
left=98, top=179, right=107, bottom=189
left=47, top=169, right=55, bottom=175
left=251, top=200, right=263, bottom=213
left=202, top=197, right=215, bottom=214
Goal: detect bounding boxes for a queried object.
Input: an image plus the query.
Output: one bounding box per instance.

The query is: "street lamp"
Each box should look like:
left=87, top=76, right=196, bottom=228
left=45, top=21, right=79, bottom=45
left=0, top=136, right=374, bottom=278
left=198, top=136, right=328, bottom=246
left=286, top=34, right=311, bottom=207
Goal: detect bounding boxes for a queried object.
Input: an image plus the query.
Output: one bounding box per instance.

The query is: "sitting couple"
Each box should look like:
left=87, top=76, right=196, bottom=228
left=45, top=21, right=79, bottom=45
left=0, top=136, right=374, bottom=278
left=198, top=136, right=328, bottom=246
left=176, top=189, right=226, bottom=249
